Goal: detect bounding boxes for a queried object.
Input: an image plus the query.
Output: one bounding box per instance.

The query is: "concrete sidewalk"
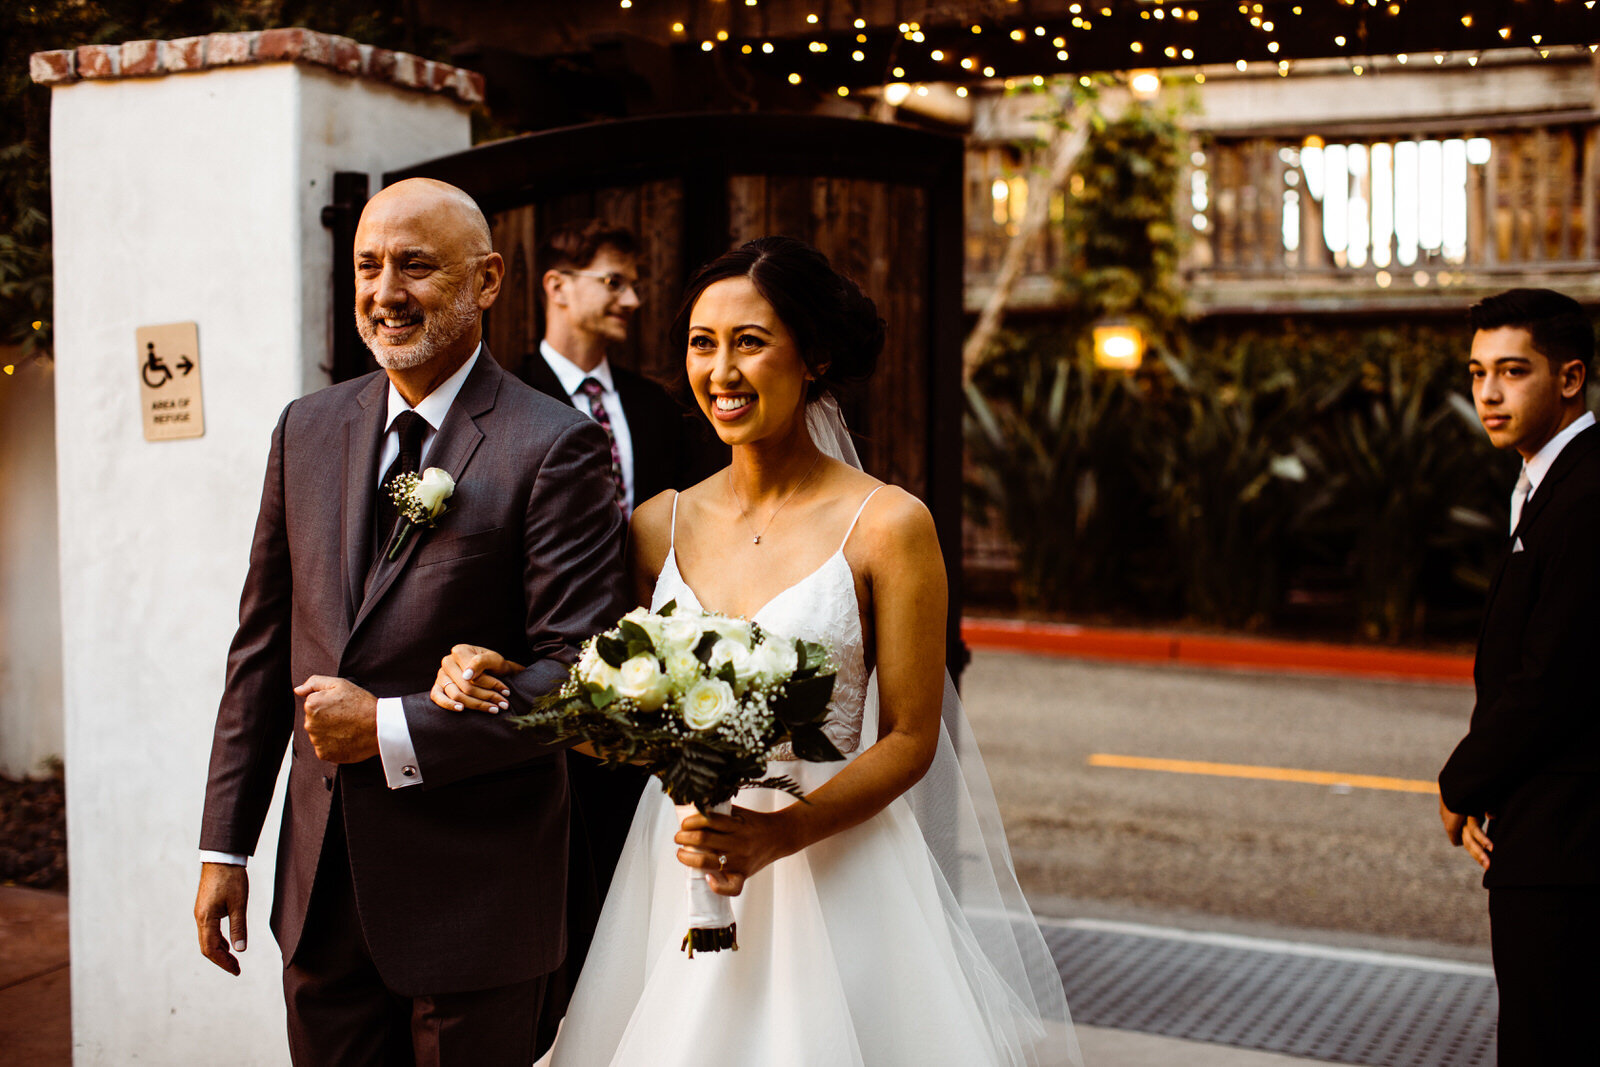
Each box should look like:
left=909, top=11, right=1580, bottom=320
left=0, top=887, right=70, bottom=1066
left=0, top=886, right=1360, bottom=1066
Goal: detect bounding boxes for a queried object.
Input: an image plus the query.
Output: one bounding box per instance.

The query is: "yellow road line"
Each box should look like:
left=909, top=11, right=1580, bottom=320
left=1087, top=754, right=1438, bottom=795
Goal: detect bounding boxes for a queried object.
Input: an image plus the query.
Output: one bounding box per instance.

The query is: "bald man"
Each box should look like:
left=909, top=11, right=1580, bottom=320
left=194, top=179, right=627, bottom=1065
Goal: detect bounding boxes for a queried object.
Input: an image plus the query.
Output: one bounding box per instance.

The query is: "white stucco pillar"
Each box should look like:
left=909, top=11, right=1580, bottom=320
left=35, top=32, right=476, bottom=1064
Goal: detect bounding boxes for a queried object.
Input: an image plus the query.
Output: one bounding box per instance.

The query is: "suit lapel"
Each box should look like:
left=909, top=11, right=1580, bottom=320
left=1483, top=423, right=1600, bottom=619
left=341, top=373, right=391, bottom=625
left=349, top=354, right=501, bottom=638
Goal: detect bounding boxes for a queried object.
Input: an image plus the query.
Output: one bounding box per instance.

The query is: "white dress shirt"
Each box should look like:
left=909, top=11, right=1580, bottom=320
left=540, top=340, right=636, bottom=510
left=199, top=348, right=482, bottom=867
left=1519, top=410, right=1595, bottom=505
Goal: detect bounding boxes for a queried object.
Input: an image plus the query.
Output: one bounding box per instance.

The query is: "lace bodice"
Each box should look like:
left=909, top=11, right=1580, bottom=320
left=651, top=488, right=881, bottom=761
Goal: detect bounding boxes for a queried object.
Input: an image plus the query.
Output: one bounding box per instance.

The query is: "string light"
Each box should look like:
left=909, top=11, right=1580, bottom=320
left=671, top=21, right=684, bottom=33
left=956, top=86, right=969, bottom=97
left=788, top=72, right=802, bottom=83
left=701, top=40, right=713, bottom=51
left=761, top=42, right=773, bottom=53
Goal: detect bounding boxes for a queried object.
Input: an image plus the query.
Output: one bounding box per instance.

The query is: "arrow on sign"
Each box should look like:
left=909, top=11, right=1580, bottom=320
left=176, top=355, right=195, bottom=376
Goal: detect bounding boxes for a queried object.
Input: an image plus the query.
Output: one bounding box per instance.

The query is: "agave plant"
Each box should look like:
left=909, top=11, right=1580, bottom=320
left=1131, top=338, right=1327, bottom=629
left=964, top=341, right=1149, bottom=613
left=1302, top=342, right=1512, bottom=642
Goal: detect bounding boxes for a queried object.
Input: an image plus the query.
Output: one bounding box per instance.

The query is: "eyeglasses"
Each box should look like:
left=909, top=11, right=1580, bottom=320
left=559, top=269, right=638, bottom=295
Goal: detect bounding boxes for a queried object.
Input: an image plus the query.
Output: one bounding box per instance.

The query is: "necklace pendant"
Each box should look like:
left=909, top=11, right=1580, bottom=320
left=752, top=536, right=761, bottom=545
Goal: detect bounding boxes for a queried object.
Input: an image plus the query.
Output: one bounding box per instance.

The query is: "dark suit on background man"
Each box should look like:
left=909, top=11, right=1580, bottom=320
left=199, top=348, right=626, bottom=1063
left=1441, top=419, right=1600, bottom=1064
left=522, top=345, right=698, bottom=509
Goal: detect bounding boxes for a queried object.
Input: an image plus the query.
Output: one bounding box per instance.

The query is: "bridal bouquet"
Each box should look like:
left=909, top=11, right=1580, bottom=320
left=513, top=601, right=842, bottom=954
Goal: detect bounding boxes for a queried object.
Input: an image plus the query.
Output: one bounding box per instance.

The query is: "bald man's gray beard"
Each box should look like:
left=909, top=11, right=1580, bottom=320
left=358, top=283, right=481, bottom=371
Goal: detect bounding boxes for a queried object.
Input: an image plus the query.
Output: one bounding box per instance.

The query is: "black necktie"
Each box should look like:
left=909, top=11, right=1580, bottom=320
left=374, top=410, right=428, bottom=564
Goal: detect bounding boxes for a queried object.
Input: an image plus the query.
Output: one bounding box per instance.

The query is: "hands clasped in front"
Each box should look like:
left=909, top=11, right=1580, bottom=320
left=1438, top=794, right=1493, bottom=871
left=430, top=644, right=788, bottom=896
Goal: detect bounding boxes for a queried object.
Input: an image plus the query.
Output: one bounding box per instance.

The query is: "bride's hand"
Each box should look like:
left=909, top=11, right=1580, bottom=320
left=430, top=644, right=524, bottom=714
left=674, top=807, right=796, bottom=897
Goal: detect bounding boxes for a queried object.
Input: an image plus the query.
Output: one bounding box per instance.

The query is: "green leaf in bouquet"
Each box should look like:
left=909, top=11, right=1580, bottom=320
left=589, top=685, right=619, bottom=709
left=743, top=775, right=811, bottom=802
left=596, top=632, right=629, bottom=668
left=659, top=599, right=677, bottom=616
left=618, top=619, right=656, bottom=660
left=786, top=725, right=845, bottom=764
left=799, top=640, right=830, bottom=672
left=694, top=631, right=720, bottom=663
left=715, top=662, right=738, bottom=687
left=773, top=673, right=835, bottom=725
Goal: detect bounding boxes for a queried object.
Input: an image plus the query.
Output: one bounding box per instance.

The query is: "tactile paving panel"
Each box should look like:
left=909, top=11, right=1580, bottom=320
left=1045, top=923, right=1497, bottom=1066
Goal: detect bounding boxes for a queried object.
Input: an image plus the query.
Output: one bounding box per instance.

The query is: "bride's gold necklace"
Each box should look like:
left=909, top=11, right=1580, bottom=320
left=729, top=452, right=822, bottom=545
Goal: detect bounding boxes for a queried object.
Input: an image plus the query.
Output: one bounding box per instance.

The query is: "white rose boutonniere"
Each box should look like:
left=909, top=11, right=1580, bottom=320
left=385, top=466, right=455, bottom=560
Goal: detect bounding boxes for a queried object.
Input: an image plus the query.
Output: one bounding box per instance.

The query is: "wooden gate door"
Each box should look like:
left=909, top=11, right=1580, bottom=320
left=379, top=114, right=967, bottom=672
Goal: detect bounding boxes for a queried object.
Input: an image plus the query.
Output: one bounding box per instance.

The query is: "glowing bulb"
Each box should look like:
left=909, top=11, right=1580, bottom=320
left=885, top=82, right=912, bottom=105
left=701, top=41, right=714, bottom=51
left=762, top=42, right=773, bottom=53
left=1130, top=70, right=1161, bottom=97
left=1236, top=59, right=1248, bottom=71
left=956, top=86, right=968, bottom=97
left=852, top=50, right=864, bottom=61
left=716, top=30, right=728, bottom=41
left=893, top=66, right=905, bottom=77
left=806, top=13, right=818, bottom=23
left=837, top=86, right=849, bottom=96
left=788, top=72, right=801, bottom=84
left=984, top=66, right=995, bottom=77
left=931, top=50, right=944, bottom=60
left=671, top=22, right=685, bottom=33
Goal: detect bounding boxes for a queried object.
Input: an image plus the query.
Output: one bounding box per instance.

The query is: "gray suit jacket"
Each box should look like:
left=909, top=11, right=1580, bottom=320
left=200, top=350, right=627, bottom=995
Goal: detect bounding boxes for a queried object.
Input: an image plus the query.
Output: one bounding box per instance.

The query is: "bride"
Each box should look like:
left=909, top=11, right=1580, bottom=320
left=431, top=237, right=1079, bottom=1066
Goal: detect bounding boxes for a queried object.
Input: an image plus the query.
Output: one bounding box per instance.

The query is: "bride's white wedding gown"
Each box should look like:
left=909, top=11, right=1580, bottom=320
left=548, top=489, right=1078, bottom=1066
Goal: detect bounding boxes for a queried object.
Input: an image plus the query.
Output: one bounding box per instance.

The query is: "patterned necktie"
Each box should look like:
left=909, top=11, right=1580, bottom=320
left=374, top=410, right=428, bottom=564
left=578, top=377, right=628, bottom=514
left=1509, top=466, right=1532, bottom=535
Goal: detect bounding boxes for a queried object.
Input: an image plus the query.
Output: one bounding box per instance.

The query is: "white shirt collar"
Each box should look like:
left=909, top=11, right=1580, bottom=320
left=384, top=345, right=481, bottom=432
left=540, top=339, right=614, bottom=396
left=1524, top=410, right=1596, bottom=494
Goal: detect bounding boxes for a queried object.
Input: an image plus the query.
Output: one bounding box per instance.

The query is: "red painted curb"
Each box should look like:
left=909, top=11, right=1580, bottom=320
left=961, top=618, right=1474, bottom=683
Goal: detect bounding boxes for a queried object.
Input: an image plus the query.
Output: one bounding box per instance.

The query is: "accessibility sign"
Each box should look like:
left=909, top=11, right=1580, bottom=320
left=136, top=322, right=204, bottom=441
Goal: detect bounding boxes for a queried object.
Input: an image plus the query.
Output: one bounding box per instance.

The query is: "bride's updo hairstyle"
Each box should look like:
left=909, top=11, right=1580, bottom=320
left=671, top=236, right=885, bottom=401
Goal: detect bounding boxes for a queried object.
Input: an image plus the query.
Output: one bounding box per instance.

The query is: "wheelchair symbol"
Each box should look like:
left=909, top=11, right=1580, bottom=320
left=142, top=342, right=194, bottom=389
left=142, top=343, right=172, bottom=388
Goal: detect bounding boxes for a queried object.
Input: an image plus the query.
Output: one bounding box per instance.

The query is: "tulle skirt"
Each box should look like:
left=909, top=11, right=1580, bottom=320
left=547, top=756, right=1075, bottom=1067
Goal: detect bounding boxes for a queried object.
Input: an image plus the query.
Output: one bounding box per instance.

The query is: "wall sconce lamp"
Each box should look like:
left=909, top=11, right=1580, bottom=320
left=1093, top=320, right=1145, bottom=370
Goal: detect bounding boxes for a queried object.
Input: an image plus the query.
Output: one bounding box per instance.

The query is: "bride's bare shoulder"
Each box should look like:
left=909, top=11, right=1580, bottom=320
left=628, top=489, right=680, bottom=576
left=849, top=483, right=940, bottom=568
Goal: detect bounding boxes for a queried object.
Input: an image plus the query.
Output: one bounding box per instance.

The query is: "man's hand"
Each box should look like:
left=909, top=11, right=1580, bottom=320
left=295, top=675, right=380, bottom=763
left=1440, top=794, right=1493, bottom=870
left=195, top=862, right=248, bottom=975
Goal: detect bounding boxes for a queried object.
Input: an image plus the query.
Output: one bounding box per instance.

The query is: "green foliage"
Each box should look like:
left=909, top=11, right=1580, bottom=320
left=968, top=318, right=1512, bottom=641
left=965, top=333, right=1153, bottom=613
left=1058, top=99, right=1188, bottom=350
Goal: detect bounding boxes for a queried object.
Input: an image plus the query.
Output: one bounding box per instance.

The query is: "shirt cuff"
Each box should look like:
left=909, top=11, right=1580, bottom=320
left=199, top=851, right=248, bottom=866
left=376, top=696, right=423, bottom=789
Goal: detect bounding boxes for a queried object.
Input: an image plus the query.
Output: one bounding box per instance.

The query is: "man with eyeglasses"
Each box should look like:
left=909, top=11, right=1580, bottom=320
left=525, top=219, right=694, bottom=519
left=520, top=218, right=696, bottom=1054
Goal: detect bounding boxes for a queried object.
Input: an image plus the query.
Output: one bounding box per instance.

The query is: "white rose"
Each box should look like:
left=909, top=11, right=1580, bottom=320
left=622, top=607, right=664, bottom=646
left=664, top=648, right=703, bottom=688
left=616, top=654, right=670, bottom=710
left=749, top=637, right=800, bottom=687
left=414, top=467, right=455, bottom=516
left=577, top=645, right=620, bottom=691
left=659, top=616, right=703, bottom=652
left=681, top=678, right=737, bottom=730
left=709, top=638, right=760, bottom=689
left=708, top=616, right=754, bottom=648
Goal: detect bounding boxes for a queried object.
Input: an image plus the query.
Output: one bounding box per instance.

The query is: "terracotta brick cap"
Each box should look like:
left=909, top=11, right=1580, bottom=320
left=30, top=28, right=482, bottom=105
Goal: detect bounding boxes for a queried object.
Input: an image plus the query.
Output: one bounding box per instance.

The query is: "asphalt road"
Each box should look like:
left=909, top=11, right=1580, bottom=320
left=962, top=651, right=1491, bottom=956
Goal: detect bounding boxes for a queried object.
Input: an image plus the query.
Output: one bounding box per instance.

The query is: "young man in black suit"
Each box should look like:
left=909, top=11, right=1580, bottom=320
left=1439, top=287, right=1600, bottom=1066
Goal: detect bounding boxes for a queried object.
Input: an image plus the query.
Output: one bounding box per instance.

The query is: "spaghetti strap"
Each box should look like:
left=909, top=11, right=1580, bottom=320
left=668, top=490, right=680, bottom=552
left=839, top=486, right=885, bottom=553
